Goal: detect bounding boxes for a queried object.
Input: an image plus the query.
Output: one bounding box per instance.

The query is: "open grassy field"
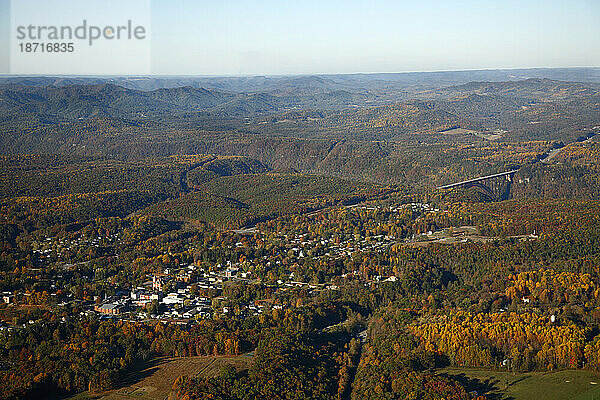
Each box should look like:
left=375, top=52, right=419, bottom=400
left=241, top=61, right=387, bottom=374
left=438, top=367, right=600, bottom=400
left=65, top=354, right=253, bottom=400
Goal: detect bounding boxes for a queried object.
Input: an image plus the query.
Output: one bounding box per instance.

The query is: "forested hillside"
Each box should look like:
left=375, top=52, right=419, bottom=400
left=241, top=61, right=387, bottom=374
left=1, top=70, right=600, bottom=400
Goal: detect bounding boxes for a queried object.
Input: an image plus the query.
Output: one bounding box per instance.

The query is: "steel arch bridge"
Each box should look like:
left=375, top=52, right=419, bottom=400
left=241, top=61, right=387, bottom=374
left=437, top=169, right=519, bottom=201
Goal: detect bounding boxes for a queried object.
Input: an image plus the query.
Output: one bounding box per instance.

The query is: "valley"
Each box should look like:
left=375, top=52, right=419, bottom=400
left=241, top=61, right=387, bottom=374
left=1, top=69, right=600, bottom=400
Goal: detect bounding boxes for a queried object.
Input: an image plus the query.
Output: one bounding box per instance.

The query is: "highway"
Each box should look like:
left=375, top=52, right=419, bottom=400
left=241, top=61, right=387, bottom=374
left=541, top=132, right=598, bottom=164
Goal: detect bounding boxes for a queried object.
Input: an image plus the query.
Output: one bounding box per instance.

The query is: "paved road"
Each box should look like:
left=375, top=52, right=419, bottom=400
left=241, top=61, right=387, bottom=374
left=541, top=132, right=598, bottom=164
left=541, top=146, right=564, bottom=163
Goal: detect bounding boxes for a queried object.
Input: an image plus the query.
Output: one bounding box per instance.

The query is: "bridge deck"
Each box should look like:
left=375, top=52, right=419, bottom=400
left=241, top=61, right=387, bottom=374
left=437, top=169, right=519, bottom=190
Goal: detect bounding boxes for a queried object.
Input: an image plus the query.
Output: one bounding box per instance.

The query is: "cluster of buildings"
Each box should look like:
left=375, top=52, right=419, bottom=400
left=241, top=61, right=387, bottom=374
left=92, top=263, right=261, bottom=322
left=32, top=234, right=122, bottom=265
left=21, top=203, right=445, bottom=325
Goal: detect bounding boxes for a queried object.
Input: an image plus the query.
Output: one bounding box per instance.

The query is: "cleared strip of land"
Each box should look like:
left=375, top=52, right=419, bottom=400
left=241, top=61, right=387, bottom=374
left=67, top=354, right=253, bottom=400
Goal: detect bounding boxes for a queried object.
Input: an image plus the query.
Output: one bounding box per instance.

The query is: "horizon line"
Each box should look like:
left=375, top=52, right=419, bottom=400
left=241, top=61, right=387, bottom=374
left=1, top=66, right=599, bottom=79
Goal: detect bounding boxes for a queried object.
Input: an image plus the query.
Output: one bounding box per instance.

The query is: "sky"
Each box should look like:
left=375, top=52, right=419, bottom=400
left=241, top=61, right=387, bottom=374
left=2, top=0, right=600, bottom=75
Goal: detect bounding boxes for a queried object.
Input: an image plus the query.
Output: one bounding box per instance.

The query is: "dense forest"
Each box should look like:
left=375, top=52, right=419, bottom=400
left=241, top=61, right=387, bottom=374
left=0, top=70, right=599, bottom=399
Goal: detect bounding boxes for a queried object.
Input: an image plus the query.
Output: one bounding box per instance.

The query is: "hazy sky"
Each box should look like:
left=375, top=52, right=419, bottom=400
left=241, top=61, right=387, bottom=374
left=150, top=0, right=600, bottom=75
left=1, top=0, right=599, bottom=75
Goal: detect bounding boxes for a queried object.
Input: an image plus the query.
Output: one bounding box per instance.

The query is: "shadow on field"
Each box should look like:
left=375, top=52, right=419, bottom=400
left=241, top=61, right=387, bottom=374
left=439, top=372, right=515, bottom=400
left=117, top=357, right=172, bottom=388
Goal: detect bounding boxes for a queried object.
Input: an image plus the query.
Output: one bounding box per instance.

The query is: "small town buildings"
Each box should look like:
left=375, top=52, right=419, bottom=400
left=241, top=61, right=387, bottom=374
left=163, top=293, right=184, bottom=305
left=152, top=274, right=172, bottom=291
left=2, top=293, right=14, bottom=304
left=95, top=303, right=125, bottom=315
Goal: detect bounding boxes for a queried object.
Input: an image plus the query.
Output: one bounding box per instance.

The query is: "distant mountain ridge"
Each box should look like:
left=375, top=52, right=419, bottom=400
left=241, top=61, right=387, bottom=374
left=1, top=67, right=599, bottom=92
left=439, top=78, right=600, bottom=101
left=2, top=75, right=598, bottom=121
left=0, top=82, right=383, bottom=119
left=0, top=83, right=278, bottom=119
